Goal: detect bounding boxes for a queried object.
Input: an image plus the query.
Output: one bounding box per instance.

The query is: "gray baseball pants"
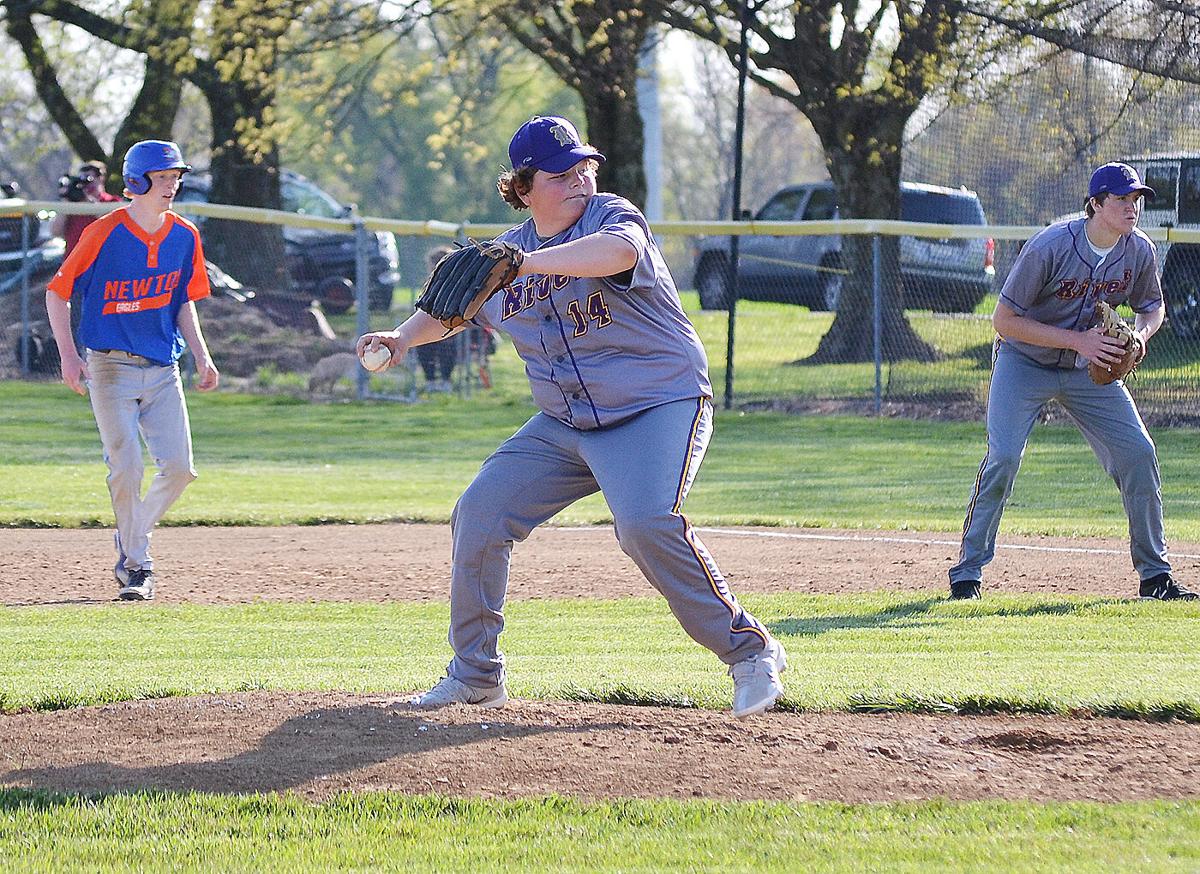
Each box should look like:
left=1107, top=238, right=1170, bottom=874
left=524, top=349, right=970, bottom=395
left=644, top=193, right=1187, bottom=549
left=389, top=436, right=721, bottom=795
left=950, top=343, right=1170, bottom=585
left=87, top=350, right=197, bottom=574
left=446, top=398, right=771, bottom=688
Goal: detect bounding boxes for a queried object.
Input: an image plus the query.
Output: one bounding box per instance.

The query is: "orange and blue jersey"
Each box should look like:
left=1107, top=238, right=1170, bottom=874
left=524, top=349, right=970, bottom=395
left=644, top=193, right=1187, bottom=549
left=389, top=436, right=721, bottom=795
left=48, top=208, right=210, bottom=365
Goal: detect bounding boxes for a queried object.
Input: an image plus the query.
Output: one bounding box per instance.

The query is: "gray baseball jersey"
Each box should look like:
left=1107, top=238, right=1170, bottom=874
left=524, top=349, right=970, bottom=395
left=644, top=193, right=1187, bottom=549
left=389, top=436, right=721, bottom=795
left=473, top=193, right=712, bottom=430
left=443, top=193, right=773, bottom=689
left=999, top=218, right=1162, bottom=367
left=950, top=217, right=1170, bottom=589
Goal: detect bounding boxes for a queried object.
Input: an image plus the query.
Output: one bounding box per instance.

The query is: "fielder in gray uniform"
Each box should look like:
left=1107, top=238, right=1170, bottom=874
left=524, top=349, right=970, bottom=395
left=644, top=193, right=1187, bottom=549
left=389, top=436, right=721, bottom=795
left=949, top=162, right=1196, bottom=601
left=357, top=115, right=787, bottom=717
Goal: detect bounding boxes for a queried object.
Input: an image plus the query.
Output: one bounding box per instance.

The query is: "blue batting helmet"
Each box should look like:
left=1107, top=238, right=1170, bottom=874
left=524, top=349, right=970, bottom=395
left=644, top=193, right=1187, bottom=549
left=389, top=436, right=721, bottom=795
left=122, top=140, right=190, bottom=195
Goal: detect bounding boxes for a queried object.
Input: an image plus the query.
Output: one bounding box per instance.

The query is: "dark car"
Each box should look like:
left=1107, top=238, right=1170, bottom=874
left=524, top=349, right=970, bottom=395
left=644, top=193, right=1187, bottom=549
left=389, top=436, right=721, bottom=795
left=0, top=204, right=65, bottom=296
left=176, top=170, right=400, bottom=313
left=693, top=181, right=996, bottom=313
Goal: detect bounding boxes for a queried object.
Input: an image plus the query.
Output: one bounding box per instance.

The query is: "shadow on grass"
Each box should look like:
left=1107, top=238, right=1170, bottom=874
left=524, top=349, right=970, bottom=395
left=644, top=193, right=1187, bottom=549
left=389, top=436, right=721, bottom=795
left=772, top=597, right=943, bottom=638
left=772, top=596, right=1096, bottom=640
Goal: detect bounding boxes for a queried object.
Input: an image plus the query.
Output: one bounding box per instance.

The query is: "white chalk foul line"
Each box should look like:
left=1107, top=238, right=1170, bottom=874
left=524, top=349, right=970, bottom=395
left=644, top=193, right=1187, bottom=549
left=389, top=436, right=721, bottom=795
left=552, top=525, right=1200, bottom=560
left=694, top=527, right=1200, bottom=560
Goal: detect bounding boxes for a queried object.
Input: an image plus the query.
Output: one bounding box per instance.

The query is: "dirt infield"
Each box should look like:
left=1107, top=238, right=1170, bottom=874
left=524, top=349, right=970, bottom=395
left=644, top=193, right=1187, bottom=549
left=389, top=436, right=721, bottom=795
left=3, top=523, right=1199, bottom=803
left=5, top=522, right=1200, bottom=605
left=3, top=693, right=1199, bottom=803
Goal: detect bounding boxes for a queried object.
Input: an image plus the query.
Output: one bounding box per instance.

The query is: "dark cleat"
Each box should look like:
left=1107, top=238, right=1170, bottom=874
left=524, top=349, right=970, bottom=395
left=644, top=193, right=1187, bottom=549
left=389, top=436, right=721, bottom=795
left=949, top=580, right=981, bottom=600
left=1139, top=573, right=1199, bottom=601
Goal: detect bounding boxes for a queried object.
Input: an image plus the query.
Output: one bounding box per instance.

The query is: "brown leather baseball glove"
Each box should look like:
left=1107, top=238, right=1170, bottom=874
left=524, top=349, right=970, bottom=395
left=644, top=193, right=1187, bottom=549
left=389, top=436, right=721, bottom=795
left=416, top=238, right=523, bottom=329
left=1088, top=300, right=1145, bottom=385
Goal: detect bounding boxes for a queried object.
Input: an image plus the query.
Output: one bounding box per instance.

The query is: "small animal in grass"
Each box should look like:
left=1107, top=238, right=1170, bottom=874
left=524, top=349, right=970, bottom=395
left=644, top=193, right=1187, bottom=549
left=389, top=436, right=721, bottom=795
left=307, top=352, right=359, bottom=394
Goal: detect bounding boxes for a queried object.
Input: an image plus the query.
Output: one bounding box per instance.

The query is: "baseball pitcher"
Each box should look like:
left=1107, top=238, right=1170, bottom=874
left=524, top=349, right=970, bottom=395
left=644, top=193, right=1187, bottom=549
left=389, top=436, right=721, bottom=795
left=358, top=115, right=788, bottom=717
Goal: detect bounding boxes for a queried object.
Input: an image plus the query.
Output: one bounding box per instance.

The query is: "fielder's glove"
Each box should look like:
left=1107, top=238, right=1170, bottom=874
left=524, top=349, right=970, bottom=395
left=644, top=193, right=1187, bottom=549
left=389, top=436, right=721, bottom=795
left=416, top=238, right=524, bottom=329
left=1088, top=300, right=1145, bottom=385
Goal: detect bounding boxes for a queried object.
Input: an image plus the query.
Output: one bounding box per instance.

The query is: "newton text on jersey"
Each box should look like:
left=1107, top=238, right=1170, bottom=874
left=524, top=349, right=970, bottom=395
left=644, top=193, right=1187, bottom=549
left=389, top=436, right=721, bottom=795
left=101, top=269, right=182, bottom=315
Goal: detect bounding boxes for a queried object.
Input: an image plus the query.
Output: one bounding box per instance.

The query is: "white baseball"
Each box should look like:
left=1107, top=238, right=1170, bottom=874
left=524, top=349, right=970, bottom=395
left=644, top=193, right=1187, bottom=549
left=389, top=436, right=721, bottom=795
left=360, top=346, right=392, bottom=372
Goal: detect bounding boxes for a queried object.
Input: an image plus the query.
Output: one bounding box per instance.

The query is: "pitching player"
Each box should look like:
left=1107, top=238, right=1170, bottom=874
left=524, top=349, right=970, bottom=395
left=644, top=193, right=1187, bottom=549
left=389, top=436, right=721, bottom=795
left=949, top=162, right=1196, bottom=601
left=45, top=140, right=219, bottom=601
left=358, top=115, right=787, bottom=717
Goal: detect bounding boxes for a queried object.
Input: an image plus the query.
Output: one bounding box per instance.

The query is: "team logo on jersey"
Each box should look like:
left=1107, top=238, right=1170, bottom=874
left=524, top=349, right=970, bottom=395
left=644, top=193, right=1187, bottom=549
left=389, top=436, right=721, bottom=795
left=500, top=274, right=570, bottom=320
left=100, top=269, right=182, bottom=315
left=1054, top=269, right=1133, bottom=300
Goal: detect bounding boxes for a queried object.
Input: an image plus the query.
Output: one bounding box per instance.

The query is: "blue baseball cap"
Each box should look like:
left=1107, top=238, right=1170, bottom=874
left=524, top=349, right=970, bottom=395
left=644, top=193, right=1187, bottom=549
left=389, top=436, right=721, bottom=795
left=1088, top=162, right=1154, bottom=200
left=508, top=116, right=605, bottom=173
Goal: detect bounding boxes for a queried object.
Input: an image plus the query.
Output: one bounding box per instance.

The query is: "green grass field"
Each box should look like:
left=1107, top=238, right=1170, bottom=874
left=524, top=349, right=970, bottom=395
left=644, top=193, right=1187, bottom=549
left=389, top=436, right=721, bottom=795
left=3, top=380, right=1200, bottom=537
left=2, top=792, right=1196, bottom=872
left=2, top=594, right=1198, bottom=718
left=3, top=379, right=1200, bottom=870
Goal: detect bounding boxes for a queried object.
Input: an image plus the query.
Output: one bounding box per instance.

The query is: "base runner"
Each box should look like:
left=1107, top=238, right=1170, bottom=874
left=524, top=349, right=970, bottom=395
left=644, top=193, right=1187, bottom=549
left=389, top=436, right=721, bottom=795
left=45, top=140, right=219, bottom=601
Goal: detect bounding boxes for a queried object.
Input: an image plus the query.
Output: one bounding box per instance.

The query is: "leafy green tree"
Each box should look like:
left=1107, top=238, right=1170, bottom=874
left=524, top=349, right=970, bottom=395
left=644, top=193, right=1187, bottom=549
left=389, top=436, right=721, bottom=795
left=3, top=0, right=191, bottom=194
left=483, top=0, right=657, bottom=208
left=2, top=0, right=404, bottom=286
left=276, top=14, right=579, bottom=224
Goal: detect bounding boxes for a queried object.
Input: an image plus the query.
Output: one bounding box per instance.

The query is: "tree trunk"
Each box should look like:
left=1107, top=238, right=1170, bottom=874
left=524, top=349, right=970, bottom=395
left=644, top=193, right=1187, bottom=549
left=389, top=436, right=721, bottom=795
left=582, top=87, right=647, bottom=209
left=802, top=105, right=940, bottom=365
left=198, top=81, right=288, bottom=290
left=5, top=6, right=108, bottom=170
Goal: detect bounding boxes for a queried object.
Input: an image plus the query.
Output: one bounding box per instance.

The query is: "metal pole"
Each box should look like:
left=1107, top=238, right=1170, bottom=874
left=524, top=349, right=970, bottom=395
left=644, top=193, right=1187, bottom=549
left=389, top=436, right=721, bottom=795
left=19, top=210, right=31, bottom=375
left=353, top=217, right=370, bottom=399
left=724, top=0, right=752, bottom=411
left=872, top=234, right=882, bottom=415
left=637, top=30, right=663, bottom=223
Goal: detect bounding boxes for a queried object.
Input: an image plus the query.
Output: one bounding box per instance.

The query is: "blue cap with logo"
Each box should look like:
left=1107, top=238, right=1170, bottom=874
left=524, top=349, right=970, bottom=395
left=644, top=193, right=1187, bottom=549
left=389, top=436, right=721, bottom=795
left=1088, top=162, right=1154, bottom=200
left=508, top=116, right=605, bottom=173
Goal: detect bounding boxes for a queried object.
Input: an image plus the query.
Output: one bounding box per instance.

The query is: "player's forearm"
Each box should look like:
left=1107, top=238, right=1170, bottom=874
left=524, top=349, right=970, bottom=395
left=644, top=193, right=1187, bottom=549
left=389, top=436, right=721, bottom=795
left=177, top=302, right=214, bottom=365
left=518, top=233, right=637, bottom=279
left=395, top=309, right=463, bottom=348
left=993, top=303, right=1087, bottom=352
left=45, top=292, right=79, bottom=361
left=1134, top=306, right=1165, bottom=343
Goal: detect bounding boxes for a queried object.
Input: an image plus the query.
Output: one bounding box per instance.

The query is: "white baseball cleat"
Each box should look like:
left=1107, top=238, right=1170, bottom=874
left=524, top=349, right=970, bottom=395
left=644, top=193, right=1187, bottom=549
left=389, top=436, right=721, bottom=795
left=412, top=676, right=508, bottom=709
left=117, top=568, right=155, bottom=601
left=729, top=637, right=787, bottom=719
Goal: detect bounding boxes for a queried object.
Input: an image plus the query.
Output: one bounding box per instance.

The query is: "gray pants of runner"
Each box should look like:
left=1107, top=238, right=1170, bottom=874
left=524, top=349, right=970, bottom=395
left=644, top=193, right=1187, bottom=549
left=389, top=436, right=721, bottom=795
left=950, top=343, right=1170, bottom=585
left=446, top=398, right=771, bottom=688
left=86, top=350, right=197, bottom=574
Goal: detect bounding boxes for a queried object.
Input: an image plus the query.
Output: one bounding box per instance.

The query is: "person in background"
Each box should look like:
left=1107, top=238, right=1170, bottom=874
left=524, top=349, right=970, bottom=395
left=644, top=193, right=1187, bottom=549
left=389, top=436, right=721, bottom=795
left=948, top=161, right=1196, bottom=602
left=49, top=160, right=122, bottom=344
left=415, top=245, right=459, bottom=392
left=50, top=160, right=122, bottom=254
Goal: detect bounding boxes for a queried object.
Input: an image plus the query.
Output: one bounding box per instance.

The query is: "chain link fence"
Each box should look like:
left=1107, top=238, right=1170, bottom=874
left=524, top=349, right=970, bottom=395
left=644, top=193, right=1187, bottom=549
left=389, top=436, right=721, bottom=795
left=3, top=197, right=1199, bottom=426
left=672, top=217, right=1200, bottom=426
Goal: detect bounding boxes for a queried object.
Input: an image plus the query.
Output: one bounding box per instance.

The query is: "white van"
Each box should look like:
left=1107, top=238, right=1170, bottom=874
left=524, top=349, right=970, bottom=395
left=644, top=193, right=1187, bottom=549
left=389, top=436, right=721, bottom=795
left=1118, top=154, right=1200, bottom=339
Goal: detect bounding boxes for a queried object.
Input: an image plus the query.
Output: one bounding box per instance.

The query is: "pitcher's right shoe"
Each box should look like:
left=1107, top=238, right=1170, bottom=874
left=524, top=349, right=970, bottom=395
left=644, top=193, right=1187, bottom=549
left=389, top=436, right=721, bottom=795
left=730, top=637, right=788, bottom=719
left=412, top=676, right=508, bottom=709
